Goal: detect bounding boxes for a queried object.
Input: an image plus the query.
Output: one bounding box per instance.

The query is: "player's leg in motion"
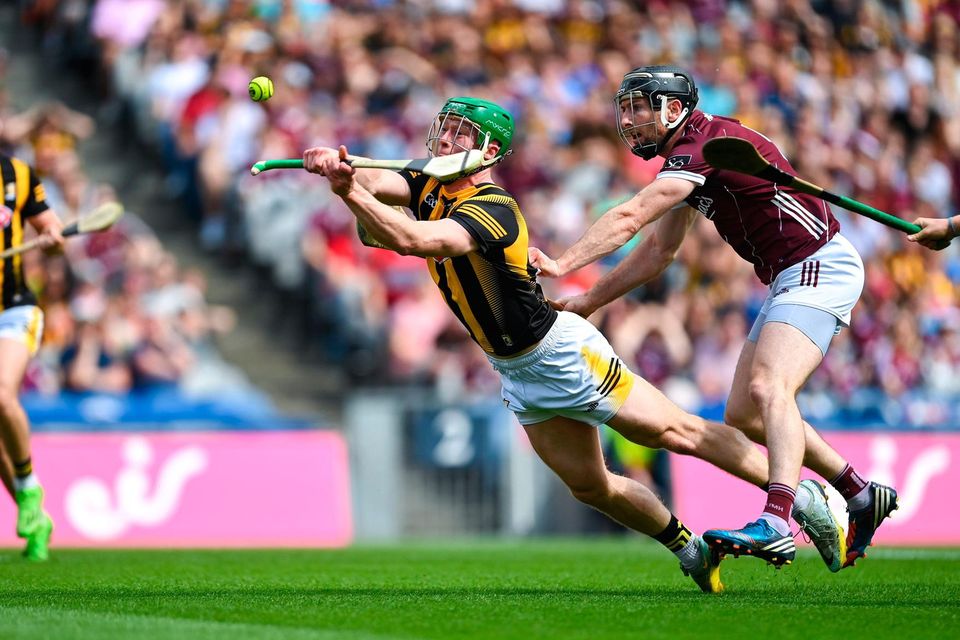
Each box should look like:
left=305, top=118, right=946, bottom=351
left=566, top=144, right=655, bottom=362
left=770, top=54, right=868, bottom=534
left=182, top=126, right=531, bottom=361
left=704, top=321, right=822, bottom=567
left=524, top=417, right=723, bottom=593
left=0, top=446, right=14, bottom=497
left=0, top=330, right=53, bottom=561
left=724, top=328, right=896, bottom=569
left=606, top=374, right=770, bottom=490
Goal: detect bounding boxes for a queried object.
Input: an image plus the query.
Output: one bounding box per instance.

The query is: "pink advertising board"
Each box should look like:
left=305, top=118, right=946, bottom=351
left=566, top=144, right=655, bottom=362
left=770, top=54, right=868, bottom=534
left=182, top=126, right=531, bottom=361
left=672, top=432, right=960, bottom=545
left=0, top=431, right=352, bottom=547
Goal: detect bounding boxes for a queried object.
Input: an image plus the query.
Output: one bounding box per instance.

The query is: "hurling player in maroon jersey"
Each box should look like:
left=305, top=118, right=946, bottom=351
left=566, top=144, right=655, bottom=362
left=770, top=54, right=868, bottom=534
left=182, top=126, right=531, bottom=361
left=531, top=66, right=897, bottom=571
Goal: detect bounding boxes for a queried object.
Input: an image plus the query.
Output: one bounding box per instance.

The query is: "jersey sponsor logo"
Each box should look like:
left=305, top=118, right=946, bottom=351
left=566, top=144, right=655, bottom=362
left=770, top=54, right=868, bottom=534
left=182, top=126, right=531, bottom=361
left=665, top=154, right=692, bottom=168
left=773, top=286, right=790, bottom=297
left=694, top=195, right=714, bottom=218
left=424, top=193, right=438, bottom=208
left=0, top=205, right=12, bottom=228
left=585, top=400, right=600, bottom=412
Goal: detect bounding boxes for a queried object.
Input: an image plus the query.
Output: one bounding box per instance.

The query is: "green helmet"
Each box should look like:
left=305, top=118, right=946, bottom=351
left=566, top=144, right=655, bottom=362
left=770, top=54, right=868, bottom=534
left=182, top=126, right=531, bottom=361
left=426, top=97, right=514, bottom=163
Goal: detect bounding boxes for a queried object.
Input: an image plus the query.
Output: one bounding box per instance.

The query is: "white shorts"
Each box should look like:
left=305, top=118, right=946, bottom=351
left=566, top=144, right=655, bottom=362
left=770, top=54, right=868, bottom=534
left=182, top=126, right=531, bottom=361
left=487, top=311, right=635, bottom=427
left=757, top=233, right=864, bottom=324
left=0, top=305, right=44, bottom=356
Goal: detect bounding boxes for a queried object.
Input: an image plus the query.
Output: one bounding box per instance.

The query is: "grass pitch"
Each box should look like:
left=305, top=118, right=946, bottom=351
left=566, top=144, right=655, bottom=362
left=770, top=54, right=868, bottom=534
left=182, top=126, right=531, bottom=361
left=1, top=540, right=958, bottom=639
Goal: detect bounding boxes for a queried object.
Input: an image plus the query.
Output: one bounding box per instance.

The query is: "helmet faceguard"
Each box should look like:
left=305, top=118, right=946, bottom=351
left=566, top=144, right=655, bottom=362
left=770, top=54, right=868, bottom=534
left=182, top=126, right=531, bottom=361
left=426, top=97, right=514, bottom=180
left=427, top=111, right=485, bottom=157
left=615, top=66, right=699, bottom=160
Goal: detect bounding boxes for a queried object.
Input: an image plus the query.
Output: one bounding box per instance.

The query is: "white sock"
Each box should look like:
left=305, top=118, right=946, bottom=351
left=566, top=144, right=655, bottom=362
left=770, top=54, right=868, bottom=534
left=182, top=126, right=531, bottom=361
left=13, top=473, right=39, bottom=493
left=676, top=536, right=702, bottom=569
left=847, top=485, right=872, bottom=511
left=758, top=513, right=792, bottom=536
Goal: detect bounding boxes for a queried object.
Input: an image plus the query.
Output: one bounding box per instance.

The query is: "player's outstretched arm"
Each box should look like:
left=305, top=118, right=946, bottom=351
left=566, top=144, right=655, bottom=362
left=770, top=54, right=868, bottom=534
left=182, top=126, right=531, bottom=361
left=319, top=146, right=477, bottom=258
left=28, top=210, right=65, bottom=254
left=303, top=145, right=411, bottom=206
left=550, top=177, right=694, bottom=277
left=558, top=207, right=697, bottom=318
left=908, top=215, right=958, bottom=250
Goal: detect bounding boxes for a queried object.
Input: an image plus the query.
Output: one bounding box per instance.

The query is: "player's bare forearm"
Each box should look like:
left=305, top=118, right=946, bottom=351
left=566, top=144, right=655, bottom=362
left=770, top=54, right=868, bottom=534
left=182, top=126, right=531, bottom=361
left=583, top=235, right=674, bottom=312
left=342, top=187, right=475, bottom=258
left=357, top=169, right=411, bottom=206
left=577, top=208, right=693, bottom=314
left=304, top=145, right=410, bottom=205
left=555, top=203, right=645, bottom=275
left=29, top=209, right=65, bottom=252
left=342, top=185, right=418, bottom=252
left=555, top=177, right=693, bottom=275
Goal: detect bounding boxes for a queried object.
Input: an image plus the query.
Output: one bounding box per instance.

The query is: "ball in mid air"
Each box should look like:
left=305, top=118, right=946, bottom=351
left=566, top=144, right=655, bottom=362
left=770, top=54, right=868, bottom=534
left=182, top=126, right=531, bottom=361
left=248, top=76, right=274, bottom=102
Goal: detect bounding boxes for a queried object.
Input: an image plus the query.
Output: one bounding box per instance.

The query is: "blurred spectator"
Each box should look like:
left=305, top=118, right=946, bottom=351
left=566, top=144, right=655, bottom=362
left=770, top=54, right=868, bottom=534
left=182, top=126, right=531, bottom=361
left=60, top=317, right=133, bottom=394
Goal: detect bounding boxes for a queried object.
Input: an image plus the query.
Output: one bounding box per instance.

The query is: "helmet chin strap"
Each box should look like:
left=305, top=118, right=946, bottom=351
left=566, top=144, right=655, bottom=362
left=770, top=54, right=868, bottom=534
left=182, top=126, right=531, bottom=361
left=477, top=132, right=496, bottom=167
left=645, top=94, right=689, bottom=159
left=629, top=96, right=689, bottom=160
left=659, top=95, right=689, bottom=129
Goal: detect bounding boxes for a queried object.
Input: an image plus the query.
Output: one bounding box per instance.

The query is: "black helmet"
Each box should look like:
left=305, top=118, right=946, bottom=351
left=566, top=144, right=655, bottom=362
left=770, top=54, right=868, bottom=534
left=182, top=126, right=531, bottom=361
left=615, top=66, right=699, bottom=160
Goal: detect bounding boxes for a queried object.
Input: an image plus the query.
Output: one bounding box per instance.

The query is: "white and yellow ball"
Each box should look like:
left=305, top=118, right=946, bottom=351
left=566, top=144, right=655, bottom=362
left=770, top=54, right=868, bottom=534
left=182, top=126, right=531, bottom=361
left=248, top=76, right=274, bottom=102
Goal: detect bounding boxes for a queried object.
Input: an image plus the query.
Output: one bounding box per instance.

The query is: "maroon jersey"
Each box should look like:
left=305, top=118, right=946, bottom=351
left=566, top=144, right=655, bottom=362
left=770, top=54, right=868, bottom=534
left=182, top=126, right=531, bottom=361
left=658, top=110, right=840, bottom=284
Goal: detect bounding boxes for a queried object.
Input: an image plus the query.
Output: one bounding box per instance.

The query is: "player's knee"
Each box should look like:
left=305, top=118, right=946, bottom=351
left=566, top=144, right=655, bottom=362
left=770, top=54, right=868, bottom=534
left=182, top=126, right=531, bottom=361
left=748, top=373, right=785, bottom=409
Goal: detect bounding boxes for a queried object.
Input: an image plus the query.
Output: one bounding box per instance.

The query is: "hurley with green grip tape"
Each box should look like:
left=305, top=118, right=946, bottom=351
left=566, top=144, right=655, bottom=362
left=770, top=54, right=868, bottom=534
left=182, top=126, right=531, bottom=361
left=702, top=137, right=921, bottom=235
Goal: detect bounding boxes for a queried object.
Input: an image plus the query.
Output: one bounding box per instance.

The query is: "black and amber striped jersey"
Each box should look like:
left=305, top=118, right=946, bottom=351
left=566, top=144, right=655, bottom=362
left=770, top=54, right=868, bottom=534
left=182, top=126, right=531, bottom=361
left=0, top=154, right=49, bottom=310
left=401, top=171, right=557, bottom=357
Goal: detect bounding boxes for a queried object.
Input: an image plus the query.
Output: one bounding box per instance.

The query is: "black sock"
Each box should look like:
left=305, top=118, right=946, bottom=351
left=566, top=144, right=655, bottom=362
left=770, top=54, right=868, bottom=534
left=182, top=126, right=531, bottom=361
left=14, top=457, right=32, bottom=479
left=653, top=515, right=693, bottom=553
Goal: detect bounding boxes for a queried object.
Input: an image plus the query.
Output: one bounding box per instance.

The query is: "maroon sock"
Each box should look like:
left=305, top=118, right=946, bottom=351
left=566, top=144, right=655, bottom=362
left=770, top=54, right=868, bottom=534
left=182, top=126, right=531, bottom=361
left=830, top=464, right=867, bottom=500
left=763, top=483, right=796, bottom=521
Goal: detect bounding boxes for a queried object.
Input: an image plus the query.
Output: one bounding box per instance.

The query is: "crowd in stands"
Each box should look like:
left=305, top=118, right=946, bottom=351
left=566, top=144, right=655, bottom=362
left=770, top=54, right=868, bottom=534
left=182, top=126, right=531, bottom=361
left=15, top=0, right=960, bottom=428
left=0, top=85, right=243, bottom=406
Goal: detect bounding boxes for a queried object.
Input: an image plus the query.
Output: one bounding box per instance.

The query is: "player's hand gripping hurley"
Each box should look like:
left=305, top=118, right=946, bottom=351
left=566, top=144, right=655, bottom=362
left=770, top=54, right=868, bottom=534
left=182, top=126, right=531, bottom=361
left=702, top=137, right=946, bottom=245
left=0, top=201, right=124, bottom=259
left=251, top=137, right=491, bottom=182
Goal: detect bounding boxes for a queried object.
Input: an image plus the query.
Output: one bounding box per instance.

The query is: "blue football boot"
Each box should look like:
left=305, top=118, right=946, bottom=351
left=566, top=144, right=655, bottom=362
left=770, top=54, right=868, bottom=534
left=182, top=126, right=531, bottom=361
left=705, top=519, right=796, bottom=567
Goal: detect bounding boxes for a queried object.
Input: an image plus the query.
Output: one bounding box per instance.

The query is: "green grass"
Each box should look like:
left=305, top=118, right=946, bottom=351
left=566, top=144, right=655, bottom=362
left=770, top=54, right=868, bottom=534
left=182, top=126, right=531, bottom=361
left=1, top=541, right=958, bottom=639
